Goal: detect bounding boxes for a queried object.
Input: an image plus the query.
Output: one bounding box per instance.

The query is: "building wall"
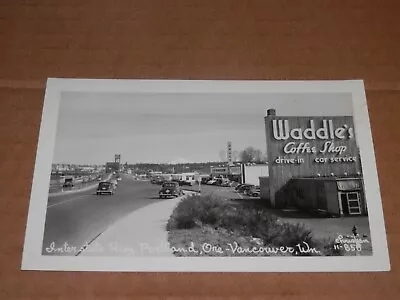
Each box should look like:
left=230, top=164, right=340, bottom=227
left=325, top=181, right=340, bottom=215
left=265, top=113, right=362, bottom=207
left=288, top=179, right=318, bottom=210
left=194, top=174, right=210, bottom=182
left=243, top=165, right=269, bottom=186
left=106, top=162, right=120, bottom=173
left=286, top=178, right=367, bottom=216
left=259, top=177, right=270, bottom=201
left=211, top=166, right=241, bottom=178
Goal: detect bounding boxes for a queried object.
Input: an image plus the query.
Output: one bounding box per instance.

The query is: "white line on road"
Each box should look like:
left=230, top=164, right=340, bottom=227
left=47, top=195, right=88, bottom=208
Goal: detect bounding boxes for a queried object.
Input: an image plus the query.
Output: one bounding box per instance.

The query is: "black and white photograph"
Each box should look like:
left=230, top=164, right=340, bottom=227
left=21, top=79, right=390, bottom=272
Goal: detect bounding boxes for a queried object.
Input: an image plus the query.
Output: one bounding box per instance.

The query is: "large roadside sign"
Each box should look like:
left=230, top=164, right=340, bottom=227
left=265, top=112, right=361, bottom=207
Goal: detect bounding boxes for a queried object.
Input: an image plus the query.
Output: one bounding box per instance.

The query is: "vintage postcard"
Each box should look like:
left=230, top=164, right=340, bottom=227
left=21, top=79, right=390, bottom=272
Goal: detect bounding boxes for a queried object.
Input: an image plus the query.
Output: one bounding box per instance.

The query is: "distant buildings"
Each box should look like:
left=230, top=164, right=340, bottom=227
left=105, top=162, right=120, bottom=173
left=51, top=164, right=104, bottom=174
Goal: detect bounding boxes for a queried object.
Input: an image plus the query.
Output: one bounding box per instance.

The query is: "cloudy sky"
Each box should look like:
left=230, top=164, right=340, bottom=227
left=52, top=92, right=353, bottom=164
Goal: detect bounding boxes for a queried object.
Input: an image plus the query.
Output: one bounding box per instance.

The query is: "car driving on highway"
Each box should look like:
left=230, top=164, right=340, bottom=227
left=96, top=181, right=114, bottom=195
left=63, top=178, right=74, bottom=188
left=159, top=181, right=184, bottom=199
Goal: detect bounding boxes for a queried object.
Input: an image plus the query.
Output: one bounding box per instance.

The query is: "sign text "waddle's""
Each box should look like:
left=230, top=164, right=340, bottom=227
left=273, top=120, right=354, bottom=141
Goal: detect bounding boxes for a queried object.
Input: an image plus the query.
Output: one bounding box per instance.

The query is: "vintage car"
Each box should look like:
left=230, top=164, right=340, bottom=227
left=220, top=180, right=231, bottom=187
left=96, top=181, right=114, bottom=195
left=206, top=179, right=217, bottom=185
left=230, top=181, right=240, bottom=188
left=245, top=186, right=261, bottom=197
left=175, top=179, right=194, bottom=186
left=151, top=177, right=165, bottom=185
left=236, top=184, right=254, bottom=194
left=201, top=177, right=211, bottom=184
left=63, top=178, right=74, bottom=188
left=234, top=184, right=245, bottom=191
left=159, top=182, right=183, bottom=199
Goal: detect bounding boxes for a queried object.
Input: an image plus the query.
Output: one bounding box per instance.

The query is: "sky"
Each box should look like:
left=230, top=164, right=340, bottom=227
left=52, top=92, right=353, bottom=165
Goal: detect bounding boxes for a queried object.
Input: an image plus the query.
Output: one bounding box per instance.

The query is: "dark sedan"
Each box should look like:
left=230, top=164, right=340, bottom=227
left=159, top=182, right=184, bottom=199
left=96, top=181, right=114, bottom=195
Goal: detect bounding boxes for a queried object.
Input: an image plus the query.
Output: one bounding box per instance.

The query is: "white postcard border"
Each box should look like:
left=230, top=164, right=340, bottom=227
left=21, top=79, right=390, bottom=272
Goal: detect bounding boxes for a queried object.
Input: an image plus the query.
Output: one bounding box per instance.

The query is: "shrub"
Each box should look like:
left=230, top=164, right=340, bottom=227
left=167, top=194, right=230, bottom=230
left=167, top=194, right=345, bottom=256
left=263, top=222, right=315, bottom=256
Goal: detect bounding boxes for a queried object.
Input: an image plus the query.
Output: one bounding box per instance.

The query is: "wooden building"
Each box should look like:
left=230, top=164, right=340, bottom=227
left=280, top=176, right=366, bottom=216
left=264, top=108, right=367, bottom=216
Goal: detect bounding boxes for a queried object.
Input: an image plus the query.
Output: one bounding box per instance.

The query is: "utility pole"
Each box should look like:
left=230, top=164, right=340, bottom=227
left=198, top=177, right=201, bottom=194
left=227, top=141, right=232, bottom=179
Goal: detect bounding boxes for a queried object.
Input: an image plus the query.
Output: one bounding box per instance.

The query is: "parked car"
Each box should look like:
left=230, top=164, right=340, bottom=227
left=201, top=177, right=211, bottom=184
left=179, top=180, right=193, bottom=186
left=96, top=181, right=114, bottom=195
left=220, top=180, right=231, bottom=187
left=234, top=184, right=245, bottom=191
left=245, top=186, right=260, bottom=197
left=159, top=182, right=184, bottom=199
left=171, top=179, right=182, bottom=186
left=230, top=181, right=240, bottom=188
left=214, top=178, right=223, bottom=186
left=152, top=177, right=165, bottom=185
left=237, top=184, right=254, bottom=194
left=206, top=179, right=217, bottom=185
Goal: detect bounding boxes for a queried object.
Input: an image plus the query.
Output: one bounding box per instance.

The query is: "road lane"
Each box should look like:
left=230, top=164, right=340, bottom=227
left=42, top=175, right=165, bottom=256
left=47, top=195, right=88, bottom=208
left=47, top=174, right=112, bottom=206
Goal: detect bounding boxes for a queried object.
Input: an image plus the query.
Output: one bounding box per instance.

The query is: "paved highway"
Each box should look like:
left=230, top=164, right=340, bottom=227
left=42, top=175, right=165, bottom=256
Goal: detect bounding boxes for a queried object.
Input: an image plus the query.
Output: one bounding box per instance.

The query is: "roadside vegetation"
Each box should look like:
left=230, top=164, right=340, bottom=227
left=167, top=194, right=343, bottom=257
